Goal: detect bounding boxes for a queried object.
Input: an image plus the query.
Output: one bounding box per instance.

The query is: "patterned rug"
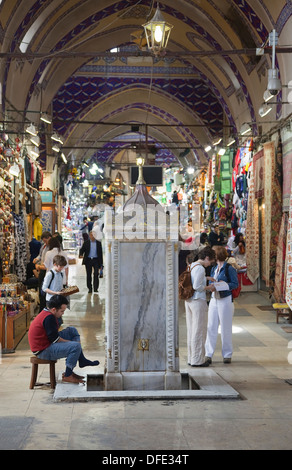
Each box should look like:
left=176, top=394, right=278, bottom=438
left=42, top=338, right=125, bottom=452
left=246, top=162, right=259, bottom=283
left=262, top=141, right=275, bottom=286
left=269, top=135, right=283, bottom=289
left=286, top=184, right=292, bottom=310
left=253, top=148, right=264, bottom=199
left=274, top=213, right=289, bottom=303
left=281, top=128, right=292, bottom=211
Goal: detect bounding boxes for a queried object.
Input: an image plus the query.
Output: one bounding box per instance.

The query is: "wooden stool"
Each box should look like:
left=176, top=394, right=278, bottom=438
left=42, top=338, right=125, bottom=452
left=273, top=303, right=292, bottom=324
left=29, top=357, right=57, bottom=389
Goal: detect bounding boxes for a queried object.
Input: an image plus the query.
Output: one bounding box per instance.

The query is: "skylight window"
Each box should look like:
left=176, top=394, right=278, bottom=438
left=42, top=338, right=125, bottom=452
left=19, top=3, right=57, bottom=53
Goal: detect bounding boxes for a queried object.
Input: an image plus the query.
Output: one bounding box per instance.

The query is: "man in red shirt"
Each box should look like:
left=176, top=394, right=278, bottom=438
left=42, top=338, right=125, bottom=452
left=28, top=294, right=99, bottom=384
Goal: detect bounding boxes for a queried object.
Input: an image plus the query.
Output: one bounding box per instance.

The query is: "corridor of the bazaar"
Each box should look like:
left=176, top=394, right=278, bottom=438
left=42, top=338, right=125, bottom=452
left=0, top=0, right=292, bottom=452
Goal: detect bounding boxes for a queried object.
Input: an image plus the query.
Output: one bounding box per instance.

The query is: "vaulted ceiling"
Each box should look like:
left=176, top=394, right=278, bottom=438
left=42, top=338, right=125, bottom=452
left=1, top=0, right=291, bottom=171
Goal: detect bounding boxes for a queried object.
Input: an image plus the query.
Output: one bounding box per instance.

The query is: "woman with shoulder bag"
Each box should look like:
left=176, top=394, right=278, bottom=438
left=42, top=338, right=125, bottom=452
left=184, top=246, right=216, bottom=367
left=205, top=245, right=239, bottom=364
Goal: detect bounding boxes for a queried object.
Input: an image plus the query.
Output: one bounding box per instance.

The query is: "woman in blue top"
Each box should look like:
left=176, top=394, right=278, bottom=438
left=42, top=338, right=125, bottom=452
left=205, top=245, right=239, bottom=364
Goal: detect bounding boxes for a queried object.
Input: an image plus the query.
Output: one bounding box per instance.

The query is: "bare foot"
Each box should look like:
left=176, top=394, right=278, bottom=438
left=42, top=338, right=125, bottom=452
left=62, top=374, right=84, bottom=384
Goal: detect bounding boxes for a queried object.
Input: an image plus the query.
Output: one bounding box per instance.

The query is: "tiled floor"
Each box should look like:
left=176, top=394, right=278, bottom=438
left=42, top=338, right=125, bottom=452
left=1, top=260, right=292, bottom=450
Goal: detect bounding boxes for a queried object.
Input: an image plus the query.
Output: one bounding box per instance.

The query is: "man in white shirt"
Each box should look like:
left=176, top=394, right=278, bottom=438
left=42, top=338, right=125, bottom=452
left=33, top=231, right=52, bottom=312
left=184, top=246, right=216, bottom=367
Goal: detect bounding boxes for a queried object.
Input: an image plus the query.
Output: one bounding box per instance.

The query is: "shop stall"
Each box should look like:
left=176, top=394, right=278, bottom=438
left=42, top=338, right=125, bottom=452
left=0, top=277, right=38, bottom=351
left=0, top=138, right=45, bottom=350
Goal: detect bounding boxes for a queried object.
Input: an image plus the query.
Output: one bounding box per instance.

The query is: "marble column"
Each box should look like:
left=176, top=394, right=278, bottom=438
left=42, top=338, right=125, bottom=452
left=104, top=186, right=180, bottom=391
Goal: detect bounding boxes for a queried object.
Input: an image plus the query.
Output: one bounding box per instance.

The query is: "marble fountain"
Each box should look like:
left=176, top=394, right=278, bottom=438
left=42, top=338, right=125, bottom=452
left=54, top=165, right=239, bottom=401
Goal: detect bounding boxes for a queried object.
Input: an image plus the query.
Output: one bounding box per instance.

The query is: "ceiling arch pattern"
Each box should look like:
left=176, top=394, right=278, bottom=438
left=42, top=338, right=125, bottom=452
left=0, top=1, right=291, bottom=170
left=67, top=100, right=203, bottom=165
left=20, top=0, right=255, bottom=120
left=53, top=73, right=224, bottom=134
left=277, top=3, right=292, bottom=31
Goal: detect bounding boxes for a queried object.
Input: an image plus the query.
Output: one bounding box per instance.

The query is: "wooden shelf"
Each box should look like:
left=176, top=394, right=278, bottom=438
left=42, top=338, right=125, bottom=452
left=0, top=307, right=30, bottom=350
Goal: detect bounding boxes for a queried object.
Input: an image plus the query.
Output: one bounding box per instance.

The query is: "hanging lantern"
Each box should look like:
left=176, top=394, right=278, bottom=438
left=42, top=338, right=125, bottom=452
left=143, top=3, right=173, bottom=56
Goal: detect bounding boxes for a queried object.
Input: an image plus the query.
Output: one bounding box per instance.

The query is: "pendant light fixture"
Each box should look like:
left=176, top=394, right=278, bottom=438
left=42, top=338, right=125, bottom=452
left=40, top=113, right=52, bottom=124
left=52, top=142, right=61, bottom=152
left=51, top=132, right=63, bottom=145
left=61, top=153, right=67, bottom=163
left=143, top=3, right=173, bottom=56
left=25, top=123, right=38, bottom=136
left=259, top=102, right=273, bottom=117
left=30, top=134, right=40, bottom=147
left=240, top=123, right=251, bottom=136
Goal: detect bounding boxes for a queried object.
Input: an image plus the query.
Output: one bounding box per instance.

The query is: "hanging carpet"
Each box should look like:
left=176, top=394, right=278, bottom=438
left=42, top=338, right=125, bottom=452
left=246, top=162, right=259, bottom=284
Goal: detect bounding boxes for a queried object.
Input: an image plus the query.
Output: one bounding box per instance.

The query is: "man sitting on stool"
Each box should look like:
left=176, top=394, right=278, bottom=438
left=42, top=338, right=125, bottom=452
left=79, top=230, right=103, bottom=294
left=28, top=294, right=99, bottom=384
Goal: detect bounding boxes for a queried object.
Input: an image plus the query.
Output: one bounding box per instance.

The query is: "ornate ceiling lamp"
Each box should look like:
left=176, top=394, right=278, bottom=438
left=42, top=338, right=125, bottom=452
left=123, top=156, right=163, bottom=212
left=143, top=3, right=173, bottom=56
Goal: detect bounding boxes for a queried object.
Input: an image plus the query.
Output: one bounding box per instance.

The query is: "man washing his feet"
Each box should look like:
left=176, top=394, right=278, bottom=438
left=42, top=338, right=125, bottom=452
left=28, top=294, right=99, bottom=384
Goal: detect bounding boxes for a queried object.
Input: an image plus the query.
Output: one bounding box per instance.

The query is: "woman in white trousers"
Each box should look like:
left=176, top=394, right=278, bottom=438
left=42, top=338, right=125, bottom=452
left=205, top=295, right=234, bottom=361
left=184, top=246, right=216, bottom=367
left=205, top=245, right=239, bottom=364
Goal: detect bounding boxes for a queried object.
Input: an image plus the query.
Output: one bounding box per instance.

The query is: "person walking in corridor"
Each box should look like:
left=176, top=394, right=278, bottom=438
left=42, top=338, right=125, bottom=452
left=79, top=231, right=103, bottom=293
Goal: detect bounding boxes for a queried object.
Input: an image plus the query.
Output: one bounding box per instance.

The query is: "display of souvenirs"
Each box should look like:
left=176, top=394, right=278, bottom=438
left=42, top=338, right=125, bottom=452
left=0, top=283, right=27, bottom=317
left=0, top=160, right=15, bottom=276
left=231, top=140, right=253, bottom=233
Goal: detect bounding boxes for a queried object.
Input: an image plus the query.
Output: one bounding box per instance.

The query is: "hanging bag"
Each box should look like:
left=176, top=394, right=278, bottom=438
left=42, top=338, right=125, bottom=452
left=178, top=263, right=199, bottom=300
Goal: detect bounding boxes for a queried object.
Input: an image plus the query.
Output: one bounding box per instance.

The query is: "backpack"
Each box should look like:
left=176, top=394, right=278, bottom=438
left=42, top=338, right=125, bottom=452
left=178, top=264, right=198, bottom=301
left=224, top=263, right=241, bottom=299
left=41, top=270, right=63, bottom=296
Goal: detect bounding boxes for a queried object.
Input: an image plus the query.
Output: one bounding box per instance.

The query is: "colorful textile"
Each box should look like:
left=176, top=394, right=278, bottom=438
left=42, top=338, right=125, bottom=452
left=246, top=163, right=259, bottom=283
left=262, top=142, right=275, bottom=286
left=281, top=128, right=292, bottom=212
left=286, top=184, right=292, bottom=310
left=274, top=213, right=288, bottom=303
left=13, top=208, right=28, bottom=282
left=253, top=148, right=264, bottom=198
left=269, top=135, right=283, bottom=288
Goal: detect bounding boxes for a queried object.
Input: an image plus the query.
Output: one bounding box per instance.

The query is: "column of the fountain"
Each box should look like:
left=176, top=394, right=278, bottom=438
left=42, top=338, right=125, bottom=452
left=103, top=183, right=181, bottom=391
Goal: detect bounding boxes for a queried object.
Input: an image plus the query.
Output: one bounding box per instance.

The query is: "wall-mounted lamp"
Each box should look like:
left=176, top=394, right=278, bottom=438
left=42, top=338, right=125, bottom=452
left=143, top=3, right=173, bottom=56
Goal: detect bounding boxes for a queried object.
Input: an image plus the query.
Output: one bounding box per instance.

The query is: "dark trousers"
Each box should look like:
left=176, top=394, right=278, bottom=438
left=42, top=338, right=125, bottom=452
left=85, top=258, right=100, bottom=291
